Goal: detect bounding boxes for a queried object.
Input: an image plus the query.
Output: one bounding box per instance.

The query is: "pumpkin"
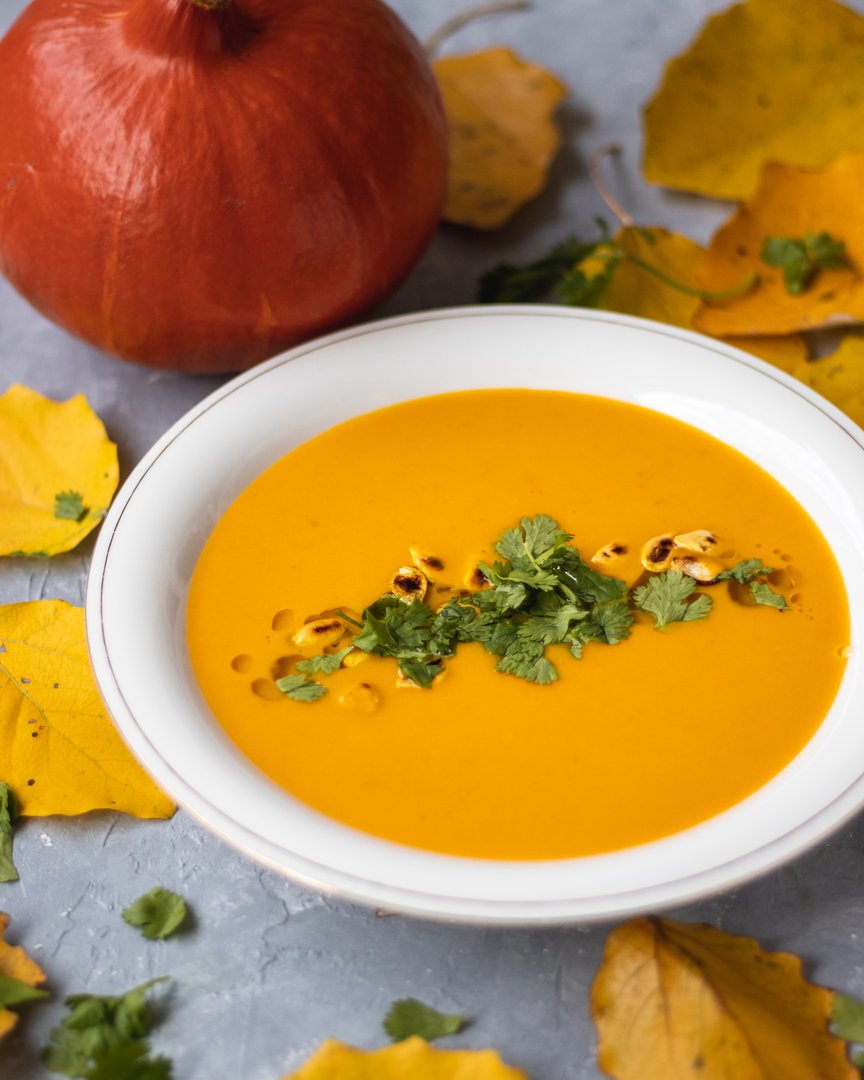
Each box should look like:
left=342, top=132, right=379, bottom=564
left=0, top=0, right=448, bottom=372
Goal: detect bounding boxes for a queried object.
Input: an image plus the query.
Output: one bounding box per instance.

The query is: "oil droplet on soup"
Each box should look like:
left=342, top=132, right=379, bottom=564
left=187, top=390, right=850, bottom=860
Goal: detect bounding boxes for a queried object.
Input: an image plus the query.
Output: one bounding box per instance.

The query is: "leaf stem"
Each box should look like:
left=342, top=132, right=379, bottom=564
left=589, top=144, right=635, bottom=229
left=425, top=0, right=532, bottom=56
left=622, top=252, right=758, bottom=301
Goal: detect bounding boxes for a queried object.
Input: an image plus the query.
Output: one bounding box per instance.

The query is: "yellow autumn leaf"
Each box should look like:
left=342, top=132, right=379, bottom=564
left=283, top=1036, right=531, bottom=1080
left=643, top=0, right=864, bottom=199
left=0, top=384, right=118, bottom=558
left=694, top=154, right=864, bottom=337
left=0, top=600, right=173, bottom=818
left=791, top=337, right=864, bottom=430
left=592, top=917, right=857, bottom=1080
left=589, top=226, right=808, bottom=372
left=0, top=912, right=48, bottom=1042
left=433, top=47, right=566, bottom=229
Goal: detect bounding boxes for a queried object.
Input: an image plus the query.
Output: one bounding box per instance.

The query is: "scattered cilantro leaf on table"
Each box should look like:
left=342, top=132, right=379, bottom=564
left=831, top=991, right=864, bottom=1043
left=762, top=232, right=849, bottom=295
left=633, top=571, right=713, bottom=628
left=83, top=1040, right=172, bottom=1080
left=122, top=888, right=188, bottom=941
left=383, top=997, right=467, bottom=1043
left=43, top=977, right=169, bottom=1078
left=0, top=782, right=18, bottom=883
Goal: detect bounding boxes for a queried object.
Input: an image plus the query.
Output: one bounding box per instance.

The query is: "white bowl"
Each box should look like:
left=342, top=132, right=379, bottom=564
left=87, top=306, right=864, bottom=924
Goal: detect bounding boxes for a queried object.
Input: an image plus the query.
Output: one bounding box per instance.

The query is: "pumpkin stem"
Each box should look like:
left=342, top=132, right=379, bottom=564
left=188, top=0, right=231, bottom=9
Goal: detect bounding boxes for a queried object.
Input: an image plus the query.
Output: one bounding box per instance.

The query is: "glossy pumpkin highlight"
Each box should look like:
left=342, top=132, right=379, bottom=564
left=0, top=0, right=448, bottom=372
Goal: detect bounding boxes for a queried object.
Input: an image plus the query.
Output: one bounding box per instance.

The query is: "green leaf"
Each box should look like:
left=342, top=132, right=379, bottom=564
left=587, top=598, right=634, bottom=645
left=750, top=581, right=788, bottom=610
left=0, top=974, right=50, bottom=1009
left=121, top=887, right=188, bottom=941
left=717, top=558, right=776, bottom=584
left=496, top=640, right=559, bottom=685
left=832, top=992, right=864, bottom=1043
left=632, top=571, right=713, bottom=629
left=274, top=674, right=327, bottom=702
left=477, top=235, right=597, bottom=303
left=397, top=658, right=443, bottom=689
left=383, top=998, right=466, bottom=1043
left=762, top=231, right=849, bottom=294
left=0, top=781, right=18, bottom=883
left=53, top=491, right=88, bottom=522
left=295, top=647, right=353, bottom=676
left=84, top=1041, right=172, bottom=1080
left=43, top=978, right=168, bottom=1078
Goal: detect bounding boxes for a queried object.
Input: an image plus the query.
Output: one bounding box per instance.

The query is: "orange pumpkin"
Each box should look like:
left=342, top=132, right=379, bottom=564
left=0, top=0, right=448, bottom=372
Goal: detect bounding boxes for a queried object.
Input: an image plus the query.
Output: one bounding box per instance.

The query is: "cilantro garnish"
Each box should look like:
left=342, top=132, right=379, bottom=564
left=42, top=977, right=170, bottom=1078
left=83, top=1040, right=173, bottom=1080
left=0, top=781, right=18, bottom=883
left=383, top=997, right=466, bottom=1043
left=762, top=232, right=849, bottom=294
left=292, top=517, right=791, bottom=694
left=717, top=559, right=788, bottom=610
left=632, top=571, right=713, bottom=629
left=295, top=646, right=353, bottom=676
left=122, top=887, right=188, bottom=941
left=275, top=674, right=328, bottom=702
left=54, top=490, right=88, bottom=522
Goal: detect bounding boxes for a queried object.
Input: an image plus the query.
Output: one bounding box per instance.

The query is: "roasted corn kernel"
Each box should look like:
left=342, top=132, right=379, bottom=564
left=390, top=566, right=428, bottom=601
left=591, top=541, right=628, bottom=566
left=409, top=545, right=446, bottom=580
left=673, top=529, right=721, bottom=555
left=337, top=682, right=380, bottom=712
left=669, top=554, right=726, bottom=584
left=640, top=534, right=676, bottom=572
left=292, top=618, right=345, bottom=649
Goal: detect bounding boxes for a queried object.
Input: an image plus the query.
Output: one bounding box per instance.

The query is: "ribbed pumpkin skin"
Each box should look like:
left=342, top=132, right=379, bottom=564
left=0, top=0, right=448, bottom=372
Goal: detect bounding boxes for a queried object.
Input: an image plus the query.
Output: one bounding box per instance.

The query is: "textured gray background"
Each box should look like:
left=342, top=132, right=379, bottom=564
left=3, top=0, right=864, bottom=1077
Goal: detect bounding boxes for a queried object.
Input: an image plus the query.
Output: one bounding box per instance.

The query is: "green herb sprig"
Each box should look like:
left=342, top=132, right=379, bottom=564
left=761, top=232, right=850, bottom=294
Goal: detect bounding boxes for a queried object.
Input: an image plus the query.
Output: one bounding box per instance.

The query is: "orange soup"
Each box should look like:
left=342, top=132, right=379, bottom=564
left=186, top=390, right=849, bottom=859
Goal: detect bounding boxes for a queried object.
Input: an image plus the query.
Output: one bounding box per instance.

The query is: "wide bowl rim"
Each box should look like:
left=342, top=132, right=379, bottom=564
left=86, top=304, right=864, bottom=925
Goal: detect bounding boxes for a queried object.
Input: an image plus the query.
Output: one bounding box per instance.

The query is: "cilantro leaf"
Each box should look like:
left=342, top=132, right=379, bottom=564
left=354, top=598, right=434, bottom=658
left=716, top=559, right=788, bottom=609
left=84, top=1041, right=172, bottom=1080
left=762, top=231, right=849, bottom=294
left=42, top=978, right=168, bottom=1078
left=54, top=490, right=89, bottom=522
left=122, top=887, right=188, bottom=941
left=496, top=639, right=559, bottom=684
left=0, top=781, right=18, bottom=883
left=587, top=598, right=634, bottom=645
left=716, top=558, right=776, bottom=584
left=295, top=646, right=353, bottom=675
left=398, top=658, right=444, bottom=688
left=383, top=998, right=466, bottom=1043
left=633, top=571, right=713, bottom=629
left=477, top=235, right=597, bottom=303
left=495, top=514, right=572, bottom=571
left=0, top=974, right=50, bottom=1009
left=750, top=581, right=789, bottom=610
left=274, top=674, right=327, bottom=702
left=832, top=992, right=864, bottom=1043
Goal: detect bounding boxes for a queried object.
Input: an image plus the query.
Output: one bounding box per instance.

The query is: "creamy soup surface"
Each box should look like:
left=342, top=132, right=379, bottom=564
left=187, top=390, right=849, bottom=859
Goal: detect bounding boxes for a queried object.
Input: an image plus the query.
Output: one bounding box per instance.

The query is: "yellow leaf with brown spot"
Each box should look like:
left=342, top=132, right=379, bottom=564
left=791, top=337, right=864, bottom=430
left=694, top=154, right=864, bottom=337
left=591, top=227, right=808, bottom=373
left=0, top=912, right=48, bottom=1041
left=643, top=0, right=864, bottom=199
left=592, top=917, right=857, bottom=1080
left=0, top=600, right=173, bottom=818
left=284, top=1036, right=530, bottom=1080
left=0, top=385, right=118, bottom=558
left=433, top=48, right=566, bottom=229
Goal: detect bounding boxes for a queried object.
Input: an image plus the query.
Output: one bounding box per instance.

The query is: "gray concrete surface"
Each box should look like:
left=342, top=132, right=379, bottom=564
left=3, top=0, right=864, bottom=1076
